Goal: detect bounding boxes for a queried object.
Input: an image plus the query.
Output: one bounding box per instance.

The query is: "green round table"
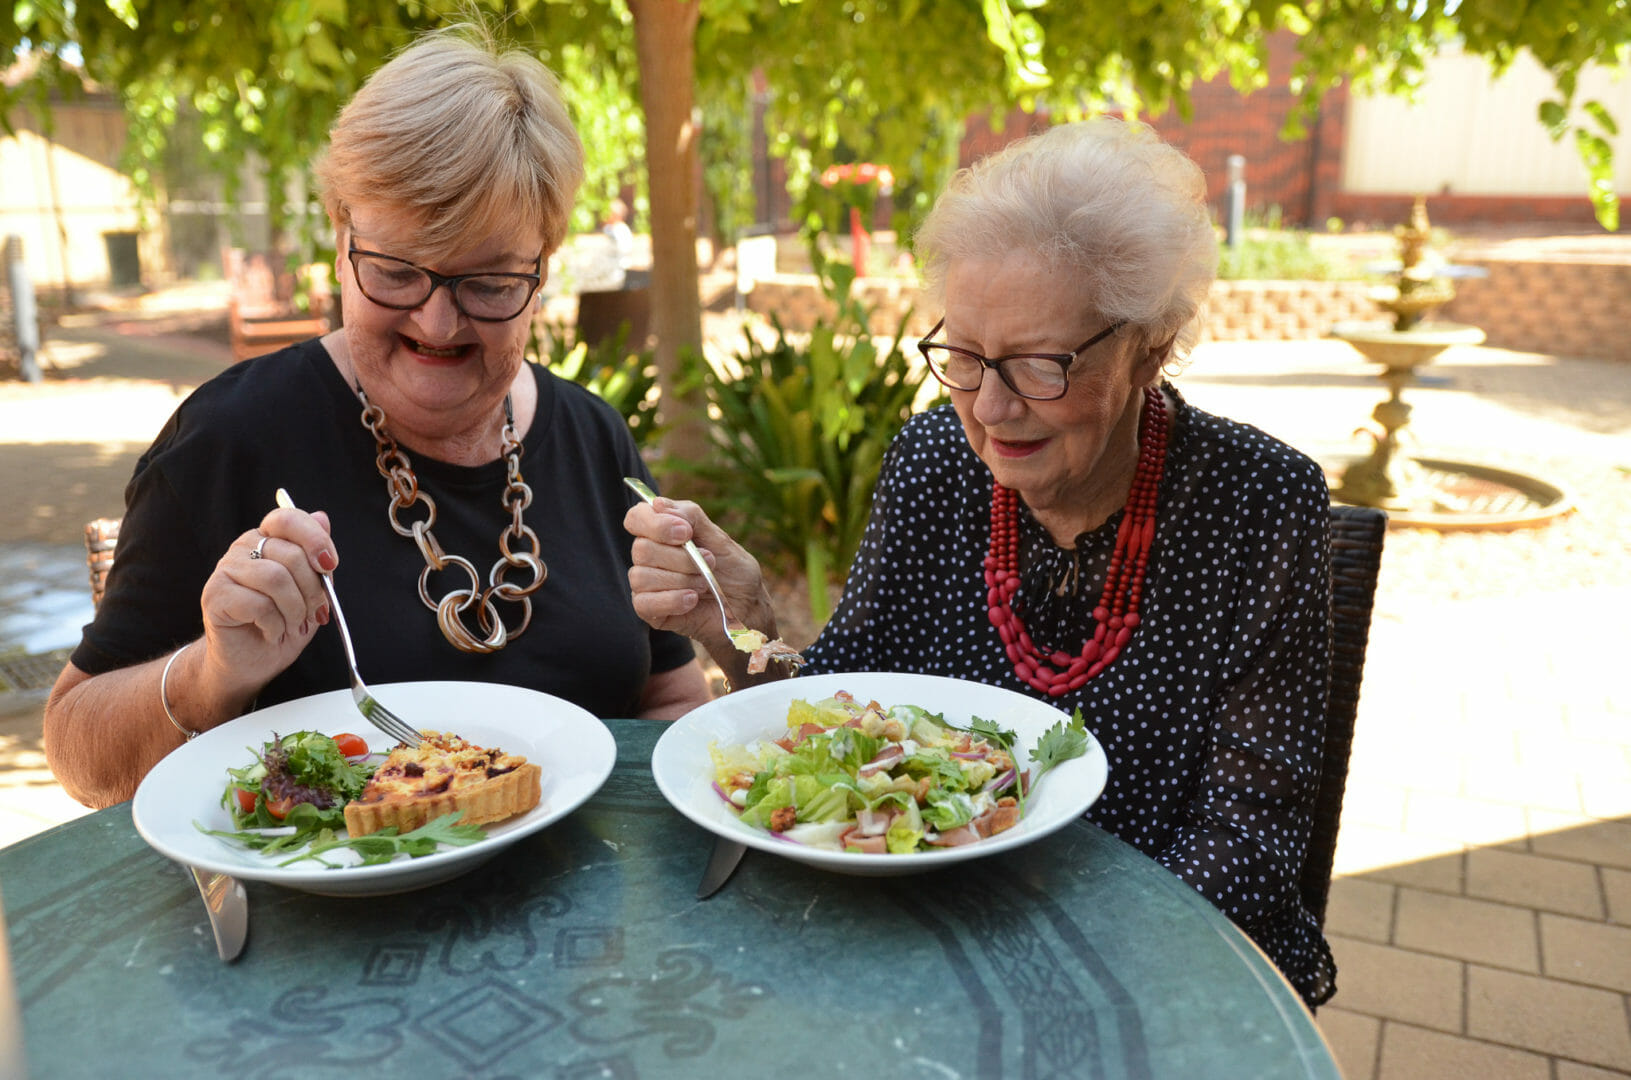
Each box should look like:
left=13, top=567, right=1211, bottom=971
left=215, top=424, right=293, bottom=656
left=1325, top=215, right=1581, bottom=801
left=2, top=718, right=1338, bottom=1079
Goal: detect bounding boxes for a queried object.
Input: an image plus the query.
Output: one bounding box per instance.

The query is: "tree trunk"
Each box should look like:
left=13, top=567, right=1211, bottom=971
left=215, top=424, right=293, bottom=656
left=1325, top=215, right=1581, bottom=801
left=629, top=0, right=711, bottom=495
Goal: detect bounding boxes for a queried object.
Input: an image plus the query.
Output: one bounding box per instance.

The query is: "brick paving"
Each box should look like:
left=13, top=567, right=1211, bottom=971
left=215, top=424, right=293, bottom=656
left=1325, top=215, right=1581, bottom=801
left=1, top=278, right=1628, bottom=1078
left=1175, top=340, right=1631, bottom=1079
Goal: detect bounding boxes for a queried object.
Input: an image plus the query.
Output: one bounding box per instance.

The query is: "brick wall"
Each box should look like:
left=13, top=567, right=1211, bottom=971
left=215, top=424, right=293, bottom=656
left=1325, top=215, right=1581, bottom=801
left=740, top=31, right=1610, bottom=236
left=1145, top=30, right=1350, bottom=229
left=1139, top=33, right=1602, bottom=231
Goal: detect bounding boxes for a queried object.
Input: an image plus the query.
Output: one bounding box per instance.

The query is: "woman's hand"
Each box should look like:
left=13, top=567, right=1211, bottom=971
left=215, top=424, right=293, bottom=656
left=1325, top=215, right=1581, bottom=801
left=43, top=503, right=342, bottom=808
left=195, top=504, right=338, bottom=711
left=624, top=495, right=775, bottom=653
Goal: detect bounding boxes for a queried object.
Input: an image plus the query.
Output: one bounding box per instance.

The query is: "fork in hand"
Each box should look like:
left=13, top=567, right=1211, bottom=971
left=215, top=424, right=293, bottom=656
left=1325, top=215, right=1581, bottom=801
left=275, top=488, right=423, bottom=747
left=623, top=477, right=805, bottom=671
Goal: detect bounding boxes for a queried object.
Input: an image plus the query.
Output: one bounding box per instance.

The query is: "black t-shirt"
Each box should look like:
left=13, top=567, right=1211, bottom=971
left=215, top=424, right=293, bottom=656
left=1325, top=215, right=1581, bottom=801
left=73, top=339, right=695, bottom=719
left=803, top=387, right=1337, bottom=1006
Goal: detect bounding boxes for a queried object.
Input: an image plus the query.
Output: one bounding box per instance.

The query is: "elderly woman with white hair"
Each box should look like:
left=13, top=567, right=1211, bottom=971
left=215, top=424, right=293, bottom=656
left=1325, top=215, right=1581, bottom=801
left=46, top=21, right=712, bottom=808
left=625, top=118, right=1337, bottom=1006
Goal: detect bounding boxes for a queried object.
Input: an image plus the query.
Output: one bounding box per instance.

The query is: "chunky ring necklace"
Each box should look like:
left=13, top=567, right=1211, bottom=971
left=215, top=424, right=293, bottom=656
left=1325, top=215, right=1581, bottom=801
left=984, top=385, right=1169, bottom=697
left=358, top=387, right=547, bottom=653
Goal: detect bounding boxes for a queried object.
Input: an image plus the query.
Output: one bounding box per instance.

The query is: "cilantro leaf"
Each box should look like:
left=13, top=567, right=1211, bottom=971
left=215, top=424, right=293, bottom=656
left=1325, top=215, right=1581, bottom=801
left=1029, top=708, right=1090, bottom=787
left=966, top=715, right=1016, bottom=752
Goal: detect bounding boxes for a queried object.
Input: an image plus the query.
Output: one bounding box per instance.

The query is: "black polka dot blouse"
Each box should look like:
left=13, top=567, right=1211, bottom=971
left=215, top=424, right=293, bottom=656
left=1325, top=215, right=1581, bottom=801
left=803, top=383, right=1338, bottom=1007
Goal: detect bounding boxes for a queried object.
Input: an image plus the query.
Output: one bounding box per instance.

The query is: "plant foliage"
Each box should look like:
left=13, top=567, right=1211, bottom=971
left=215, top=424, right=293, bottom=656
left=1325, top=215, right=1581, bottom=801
left=703, top=0, right=1627, bottom=239
left=9, top=0, right=1618, bottom=270
left=4, top=0, right=1623, bottom=501
left=677, top=256, right=937, bottom=624
left=531, top=319, right=661, bottom=449
left=1216, top=231, right=1363, bottom=282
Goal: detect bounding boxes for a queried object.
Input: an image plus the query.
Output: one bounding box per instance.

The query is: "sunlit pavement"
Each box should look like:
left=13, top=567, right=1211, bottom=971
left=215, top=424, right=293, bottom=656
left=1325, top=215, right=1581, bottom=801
left=0, top=542, right=95, bottom=848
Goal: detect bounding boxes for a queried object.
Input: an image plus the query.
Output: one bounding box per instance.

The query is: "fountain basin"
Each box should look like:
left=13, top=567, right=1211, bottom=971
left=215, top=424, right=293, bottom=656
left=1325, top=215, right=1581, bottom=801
left=1329, top=320, right=1486, bottom=370
left=1328, top=456, right=1574, bottom=531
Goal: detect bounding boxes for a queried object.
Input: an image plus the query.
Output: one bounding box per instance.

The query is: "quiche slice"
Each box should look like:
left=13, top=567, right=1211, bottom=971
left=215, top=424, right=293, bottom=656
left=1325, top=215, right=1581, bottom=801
left=342, top=730, right=542, bottom=837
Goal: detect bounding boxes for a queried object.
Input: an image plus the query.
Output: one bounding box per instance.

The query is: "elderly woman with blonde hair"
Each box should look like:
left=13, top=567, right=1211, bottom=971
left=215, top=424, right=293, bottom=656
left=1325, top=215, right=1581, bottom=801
left=46, top=22, right=711, bottom=808
left=626, top=117, right=1338, bottom=1006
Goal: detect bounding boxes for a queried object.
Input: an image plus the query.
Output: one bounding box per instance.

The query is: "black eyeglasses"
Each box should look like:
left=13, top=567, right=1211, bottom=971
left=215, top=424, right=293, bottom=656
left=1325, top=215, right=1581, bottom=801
left=917, top=317, right=1125, bottom=401
left=347, top=237, right=544, bottom=322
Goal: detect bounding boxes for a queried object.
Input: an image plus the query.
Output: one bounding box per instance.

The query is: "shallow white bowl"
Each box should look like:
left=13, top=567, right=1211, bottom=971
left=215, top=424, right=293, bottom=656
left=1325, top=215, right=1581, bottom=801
left=651, top=671, right=1109, bottom=877
left=133, top=680, right=615, bottom=896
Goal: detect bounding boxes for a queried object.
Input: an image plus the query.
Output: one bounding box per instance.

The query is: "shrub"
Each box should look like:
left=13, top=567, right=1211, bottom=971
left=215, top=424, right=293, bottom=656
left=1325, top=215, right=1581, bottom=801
left=1216, top=229, right=1363, bottom=282
left=530, top=320, right=661, bottom=449
left=678, top=256, right=935, bottom=624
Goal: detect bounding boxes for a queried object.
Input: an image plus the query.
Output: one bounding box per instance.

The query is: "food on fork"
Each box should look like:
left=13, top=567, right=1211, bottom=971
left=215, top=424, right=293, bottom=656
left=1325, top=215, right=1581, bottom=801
left=730, top=628, right=767, bottom=653
left=735, top=631, right=805, bottom=674
left=622, top=475, right=805, bottom=672
left=343, top=731, right=541, bottom=837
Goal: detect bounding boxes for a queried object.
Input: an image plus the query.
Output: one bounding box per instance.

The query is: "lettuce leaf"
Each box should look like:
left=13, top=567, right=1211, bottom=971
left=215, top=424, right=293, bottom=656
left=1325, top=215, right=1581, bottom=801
left=922, top=788, right=976, bottom=831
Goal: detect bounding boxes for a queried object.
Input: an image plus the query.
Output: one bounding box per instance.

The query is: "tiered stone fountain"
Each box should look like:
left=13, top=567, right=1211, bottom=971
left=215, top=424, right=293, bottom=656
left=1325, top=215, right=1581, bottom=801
left=1329, top=199, right=1570, bottom=528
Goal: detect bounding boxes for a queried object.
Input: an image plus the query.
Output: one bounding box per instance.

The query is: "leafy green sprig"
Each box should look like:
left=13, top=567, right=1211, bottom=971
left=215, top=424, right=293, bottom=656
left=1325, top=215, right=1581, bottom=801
left=220, top=730, right=373, bottom=829
left=1032, top=708, right=1091, bottom=779
left=959, top=708, right=1090, bottom=816
left=197, top=807, right=486, bottom=868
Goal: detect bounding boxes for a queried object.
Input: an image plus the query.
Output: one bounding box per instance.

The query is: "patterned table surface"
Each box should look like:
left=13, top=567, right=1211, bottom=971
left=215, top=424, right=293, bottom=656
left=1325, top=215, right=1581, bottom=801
left=3, top=718, right=1337, bottom=1080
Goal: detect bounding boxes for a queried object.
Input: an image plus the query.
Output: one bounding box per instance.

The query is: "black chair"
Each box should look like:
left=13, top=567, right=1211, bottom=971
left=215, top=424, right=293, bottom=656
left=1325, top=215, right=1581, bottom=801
left=84, top=517, right=121, bottom=609
left=1299, top=504, right=1388, bottom=928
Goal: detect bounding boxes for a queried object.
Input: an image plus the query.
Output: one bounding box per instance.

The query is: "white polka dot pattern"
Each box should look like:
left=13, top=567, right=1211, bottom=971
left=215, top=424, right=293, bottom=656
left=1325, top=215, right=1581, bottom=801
left=803, top=383, right=1338, bottom=1006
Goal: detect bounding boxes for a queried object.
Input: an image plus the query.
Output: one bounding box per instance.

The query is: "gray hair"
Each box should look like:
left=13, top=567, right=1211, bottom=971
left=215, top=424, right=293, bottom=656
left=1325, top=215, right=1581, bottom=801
left=914, top=117, right=1217, bottom=356
left=316, top=21, right=585, bottom=259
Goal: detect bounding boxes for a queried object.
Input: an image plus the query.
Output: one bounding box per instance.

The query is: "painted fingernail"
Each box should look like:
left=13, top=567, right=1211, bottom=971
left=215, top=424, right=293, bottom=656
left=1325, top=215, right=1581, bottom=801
left=318, top=550, right=338, bottom=572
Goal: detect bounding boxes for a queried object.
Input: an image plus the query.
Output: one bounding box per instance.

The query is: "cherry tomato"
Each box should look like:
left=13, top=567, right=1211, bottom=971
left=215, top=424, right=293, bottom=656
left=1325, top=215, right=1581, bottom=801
left=234, top=787, right=257, bottom=814
left=265, top=795, right=298, bottom=820
left=332, top=732, right=369, bottom=758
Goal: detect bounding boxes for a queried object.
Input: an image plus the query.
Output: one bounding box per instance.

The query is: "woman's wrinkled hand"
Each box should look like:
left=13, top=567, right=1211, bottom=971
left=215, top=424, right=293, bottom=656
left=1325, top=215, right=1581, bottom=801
left=196, top=503, right=338, bottom=702
left=624, top=495, right=770, bottom=650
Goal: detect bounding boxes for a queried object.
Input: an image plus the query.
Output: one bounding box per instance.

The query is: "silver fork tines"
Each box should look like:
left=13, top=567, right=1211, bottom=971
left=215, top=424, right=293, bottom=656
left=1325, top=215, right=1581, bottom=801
left=276, top=488, right=422, bottom=747
left=316, top=574, right=423, bottom=747
left=623, top=477, right=806, bottom=670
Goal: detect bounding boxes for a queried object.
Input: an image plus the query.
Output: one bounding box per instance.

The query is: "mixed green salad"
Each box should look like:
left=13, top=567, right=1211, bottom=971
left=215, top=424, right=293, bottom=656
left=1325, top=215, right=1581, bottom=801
left=197, top=730, right=486, bottom=868
left=709, top=691, right=1089, bottom=854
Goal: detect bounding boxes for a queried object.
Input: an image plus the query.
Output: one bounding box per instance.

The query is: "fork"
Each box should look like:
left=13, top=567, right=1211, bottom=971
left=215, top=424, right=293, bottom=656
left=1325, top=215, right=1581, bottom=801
left=274, top=489, right=423, bottom=747
left=623, top=477, right=805, bottom=670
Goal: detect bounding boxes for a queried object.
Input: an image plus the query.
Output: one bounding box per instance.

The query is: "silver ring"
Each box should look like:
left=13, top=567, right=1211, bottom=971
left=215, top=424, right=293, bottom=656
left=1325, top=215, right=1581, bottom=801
left=249, top=535, right=269, bottom=560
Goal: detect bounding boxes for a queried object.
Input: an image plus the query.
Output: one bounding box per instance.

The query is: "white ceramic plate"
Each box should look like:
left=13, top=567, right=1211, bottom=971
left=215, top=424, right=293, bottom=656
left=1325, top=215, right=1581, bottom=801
left=651, top=671, right=1109, bottom=877
left=132, top=681, right=615, bottom=896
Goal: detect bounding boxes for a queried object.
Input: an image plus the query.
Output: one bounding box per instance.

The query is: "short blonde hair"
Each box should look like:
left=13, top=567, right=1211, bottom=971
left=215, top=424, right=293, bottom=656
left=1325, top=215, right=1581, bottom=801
left=316, top=21, right=584, bottom=258
left=914, top=117, right=1217, bottom=356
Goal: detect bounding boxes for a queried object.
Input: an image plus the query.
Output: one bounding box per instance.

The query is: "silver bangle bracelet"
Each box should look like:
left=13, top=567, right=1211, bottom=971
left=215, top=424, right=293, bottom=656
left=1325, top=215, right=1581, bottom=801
left=160, top=641, right=198, bottom=741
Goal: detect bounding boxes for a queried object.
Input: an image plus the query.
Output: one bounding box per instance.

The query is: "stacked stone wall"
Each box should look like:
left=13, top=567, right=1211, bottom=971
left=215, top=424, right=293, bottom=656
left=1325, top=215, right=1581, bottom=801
left=1442, top=260, right=1631, bottom=363
left=1200, top=281, right=1378, bottom=342
left=741, top=260, right=1628, bottom=362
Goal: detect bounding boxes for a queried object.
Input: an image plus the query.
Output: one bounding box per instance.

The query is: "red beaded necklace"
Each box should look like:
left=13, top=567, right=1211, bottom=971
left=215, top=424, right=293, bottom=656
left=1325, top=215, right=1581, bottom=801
left=983, top=385, right=1169, bottom=697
